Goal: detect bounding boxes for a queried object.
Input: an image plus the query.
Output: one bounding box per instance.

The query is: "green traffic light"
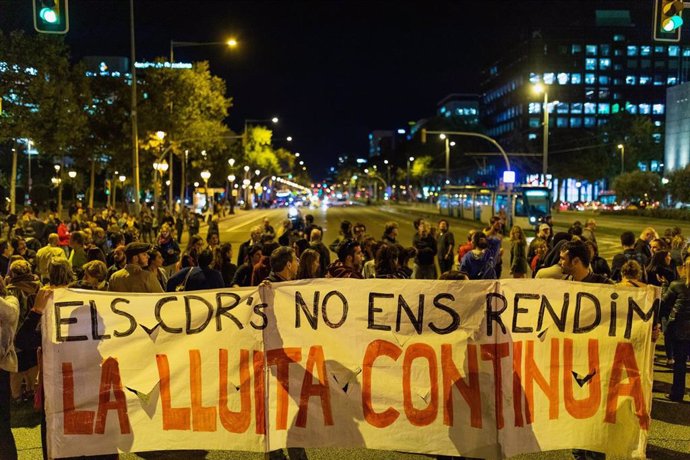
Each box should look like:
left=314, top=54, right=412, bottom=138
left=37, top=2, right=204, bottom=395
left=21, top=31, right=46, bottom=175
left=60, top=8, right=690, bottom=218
left=662, top=15, right=683, bottom=31
left=39, top=7, right=58, bottom=23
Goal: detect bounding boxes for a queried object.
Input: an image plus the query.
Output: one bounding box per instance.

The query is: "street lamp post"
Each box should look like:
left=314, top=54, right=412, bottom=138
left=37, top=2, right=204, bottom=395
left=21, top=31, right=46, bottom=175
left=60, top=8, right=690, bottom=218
left=617, top=144, right=625, bottom=174
left=533, top=84, right=550, bottom=183
left=68, top=170, right=77, bottom=202
left=118, top=175, right=126, bottom=209
left=440, top=134, right=450, bottom=183
left=170, top=38, right=238, bottom=63
left=406, top=156, right=415, bottom=202
left=200, top=170, right=211, bottom=218
left=243, top=165, right=251, bottom=210
left=153, top=160, right=169, bottom=218
left=227, top=174, right=236, bottom=214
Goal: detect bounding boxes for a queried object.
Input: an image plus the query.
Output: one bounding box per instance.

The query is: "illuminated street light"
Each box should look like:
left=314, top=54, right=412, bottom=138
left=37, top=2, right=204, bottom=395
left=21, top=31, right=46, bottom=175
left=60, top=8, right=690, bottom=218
left=54, top=164, right=61, bottom=173
left=295, top=152, right=300, bottom=158
left=286, top=136, right=293, bottom=142
left=226, top=38, right=238, bottom=47
left=617, top=144, right=625, bottom=174
left=119, top=175, right=126, bottom=183
left=271, top=117, right=279, bottom=123
left=68, top=171, right=77, bottom=179
left=439, top=133, right=447, bottom=140
left=243, top=165, right=250, bottom=172
left=156, top=131, right=166, bottom=141
left=255, top=169, right=261, bottom=176
left=299, top=160, right=304, bottom=166
left=533, top=83, right=549, bottom=182
left=228, top=158, right=236, bottom=167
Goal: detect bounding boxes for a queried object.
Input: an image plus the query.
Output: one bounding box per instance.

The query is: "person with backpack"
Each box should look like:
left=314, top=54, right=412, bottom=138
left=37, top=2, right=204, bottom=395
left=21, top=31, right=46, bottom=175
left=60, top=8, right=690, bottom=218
left=460, top=230, right=501, bottom=280
left=611, top=231, right=648, bottom=282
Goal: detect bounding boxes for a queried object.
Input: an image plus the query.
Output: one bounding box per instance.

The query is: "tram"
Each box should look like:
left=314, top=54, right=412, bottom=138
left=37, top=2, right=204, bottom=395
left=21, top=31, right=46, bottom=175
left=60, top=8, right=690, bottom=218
left=437, top=185, right=551, bottom=230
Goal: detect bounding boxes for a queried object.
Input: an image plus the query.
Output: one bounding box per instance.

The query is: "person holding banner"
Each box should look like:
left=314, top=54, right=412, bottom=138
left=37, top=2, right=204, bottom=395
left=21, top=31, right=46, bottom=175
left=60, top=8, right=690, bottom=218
left=0, top=277, right=19, bottom=460
left=661, top=254, right=690, bottom=403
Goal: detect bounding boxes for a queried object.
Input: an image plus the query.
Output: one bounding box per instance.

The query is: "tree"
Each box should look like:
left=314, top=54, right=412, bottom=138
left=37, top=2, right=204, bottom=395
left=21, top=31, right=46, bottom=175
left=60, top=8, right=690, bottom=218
left=666, top=165, right=690, bottom=203
left=0, top=31, right=87, bottom=213
left=612, top=171, right=664, bottom=202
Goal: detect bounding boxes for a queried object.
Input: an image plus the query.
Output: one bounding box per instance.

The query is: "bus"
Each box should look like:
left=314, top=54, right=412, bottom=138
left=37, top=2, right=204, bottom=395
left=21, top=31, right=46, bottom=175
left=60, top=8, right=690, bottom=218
left=437, top=185, right=551, bottom=231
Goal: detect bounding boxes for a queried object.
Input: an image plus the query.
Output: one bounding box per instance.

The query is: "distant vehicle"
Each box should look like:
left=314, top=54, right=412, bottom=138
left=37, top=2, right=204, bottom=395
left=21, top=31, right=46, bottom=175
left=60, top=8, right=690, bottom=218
left=288, top=206, right=304, bottom=230
left=325, top=195, right=352, bottom=207
left=438, top=185, right=551, bottom=230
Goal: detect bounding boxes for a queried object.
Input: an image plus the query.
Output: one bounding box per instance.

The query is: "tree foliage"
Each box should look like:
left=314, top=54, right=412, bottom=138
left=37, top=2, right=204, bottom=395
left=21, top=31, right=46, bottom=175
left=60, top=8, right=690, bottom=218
left=666, top=165, right=690, bottom=203
left=612, top=171, right=664, bottom=202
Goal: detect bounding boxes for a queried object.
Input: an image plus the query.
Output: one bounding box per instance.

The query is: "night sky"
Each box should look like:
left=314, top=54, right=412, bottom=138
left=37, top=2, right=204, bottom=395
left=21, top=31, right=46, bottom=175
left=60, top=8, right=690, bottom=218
left=0, top=1, right=629, bottom=178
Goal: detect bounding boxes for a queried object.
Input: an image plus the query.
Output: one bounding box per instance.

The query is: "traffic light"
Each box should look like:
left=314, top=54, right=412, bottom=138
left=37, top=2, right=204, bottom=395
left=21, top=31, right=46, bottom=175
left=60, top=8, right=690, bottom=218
left=654, top=0, right=683, bottom=42
left=33, top=0, right=69, bottom=34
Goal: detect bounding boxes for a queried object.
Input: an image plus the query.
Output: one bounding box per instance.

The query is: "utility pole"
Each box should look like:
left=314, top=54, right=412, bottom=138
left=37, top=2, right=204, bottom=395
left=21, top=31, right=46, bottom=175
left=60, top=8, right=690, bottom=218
left=129, top=0, right=141, bottom=214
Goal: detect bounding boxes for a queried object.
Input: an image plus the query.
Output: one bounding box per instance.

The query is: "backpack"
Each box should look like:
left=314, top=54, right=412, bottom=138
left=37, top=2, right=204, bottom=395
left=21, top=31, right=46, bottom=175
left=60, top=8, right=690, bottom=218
left=611, top=251, right=647, bottom=282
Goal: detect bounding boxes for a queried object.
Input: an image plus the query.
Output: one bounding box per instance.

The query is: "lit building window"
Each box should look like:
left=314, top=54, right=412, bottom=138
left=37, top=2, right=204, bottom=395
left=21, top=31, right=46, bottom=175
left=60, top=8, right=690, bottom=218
left=528, top=102, right=541, bottom=114
left=543, top=73, right=555, bottom=85
left=557, top=72, right=569, bottom=84
left=652, top=104, right=665, bottom=114
left=571, top=73, right=582, bottom=84
left=598, top=89, right=610, bottom=99
left=557, top=117, right=568, bottom=127
left=585, top=73, right=596, bottom=84
left=584, top=103, right=596, bottom=114
left=641, top=46, right=651, bottom=56
left=684, top=48, right=690, bottom=57
left=598, top=75, right=610, bottom=85
left=639, top=76, right=651, bottom=85
left=570, top=117, right=582, bottom=127
left=652, top=133, right=662, bottom=143
left=669, top=45, right=680, bottom=56
left=586, top=88, right=596, bottom=100
left=655, top=45, right=665, bottom=53
left=599, top=58, right=611, bottom=70
left=613, top=34, right=625, bottom=42
left=625, top=75, right=636, bottom=85
left=528, top=133, right=537, bottom=140
left=557, top=103, right=569, bottom=114
left=586, top=45, right=598, bottom=56
left=571, top=103, right=583, bottom=114
left=654, top=75, right=665, bottom=86
left=572, top=44, right=582, bottom=54
left=529, top=118, right=540, bottom=128
left=627, top=45, right=638, bottom=56
left=638, top=104, right=651, bottom=114
left=584, top=117, right=596, bottom=127
left=613, top=78, right=623, bottom=85
left=626, top=103, right=638, bottom=114
left=598, top=103, right=610, bottom=114
left=529, top=73, right=540, bottom=83
left=585, top=58, right=597, bottom=70
left=600, top=44, right=610, bottom=56
left=655, top=120, right=662, bottom=126
left=612, top=103, right=620, bottom=113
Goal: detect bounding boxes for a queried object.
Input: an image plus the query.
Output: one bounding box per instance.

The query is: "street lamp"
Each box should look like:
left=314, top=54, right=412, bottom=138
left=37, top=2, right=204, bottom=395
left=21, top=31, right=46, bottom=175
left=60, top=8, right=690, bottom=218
left=617, top=144, right=625, bottom=174
left=118, top=175, right=126, bottom=208
left=227, top=174, right=236, bottom=214
left=440, top=134, right=450, bottom=183
left=68, top=171, right=77, bottom=179
left=170, top=38, right=239, bottom=63
left=200, top=169, right=211, bottom=217
left=406, top=156, right=415, bottom=202
left=533, top=83, right=550, bottom=183
left=153, top=160, right=169, bottom=217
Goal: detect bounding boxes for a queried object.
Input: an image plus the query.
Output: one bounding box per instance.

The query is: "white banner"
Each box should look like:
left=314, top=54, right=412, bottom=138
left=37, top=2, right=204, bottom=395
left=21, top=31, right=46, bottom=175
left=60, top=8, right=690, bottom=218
left=42, top=280, right=658, bottom=459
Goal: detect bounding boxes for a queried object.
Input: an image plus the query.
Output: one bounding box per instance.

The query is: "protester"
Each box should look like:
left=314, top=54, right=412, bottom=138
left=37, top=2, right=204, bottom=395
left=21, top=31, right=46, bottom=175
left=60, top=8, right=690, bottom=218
left=412, top=220, right=437, bottom=279
left=373, top=243, right=400, bottom=279
left=309, top=228, right=330, bottom=277
left=457, top=229, right=475, bottom=265
left=530, top=239, right=548, bottom=277
left=34, top=233, right=65, bottom=284
left=237, top=225, right=263, bottom=266
left=611, top=231, right=648, bottom=282
left=326, top=239, right=363, bottom=278
left=329, top=220, right=353, bottom=253
left=232, top=245, right=263, bottom=287
left=460, top=230, right=501, bottom=280
left=509, top=225, right=528, bottom=278
left=527, top=224, right=551, bottom=261
left=157, top=224, right=181, bottom=274
left=616, top=260, right=646, bottom=288
left=437, top=219, right=455, bottom=274
left=69, top=260, right=108, bottom=291
left=179, top=234, right=205, bottom=269
left=660, top=254, right=690, bottom=403
left=584, top=240, right=611, bottom=278
left=108, top=242, right=163, bottom=293
left=216, top=243, right=237, bottom=287
left=263, top=246, right=299, bottom=283
left=166, top=249, right=224, bottom=291
left=0, top=276, right=19, bottom=459
left=296, top=248, right=320, bottom=280
left=381, top=221, right=399, bottom=245
left=146, top=248, right=168, bottom=291
left=647, top=250, right=676, bottom=287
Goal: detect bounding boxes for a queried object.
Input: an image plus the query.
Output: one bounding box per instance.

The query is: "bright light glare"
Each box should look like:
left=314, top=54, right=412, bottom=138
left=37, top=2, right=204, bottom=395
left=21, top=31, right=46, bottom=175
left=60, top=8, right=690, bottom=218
left=533, top=83, right=544, bottom=94
left=271, top=117, right=279, bottom=123
left=226, top=38, right=238, bottom=47
left=40, top=8, right=58, bottom=23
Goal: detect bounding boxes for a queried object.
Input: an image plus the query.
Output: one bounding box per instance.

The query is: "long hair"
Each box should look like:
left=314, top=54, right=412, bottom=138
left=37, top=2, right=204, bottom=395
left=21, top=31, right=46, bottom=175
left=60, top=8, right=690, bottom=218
left=296, top=248, right=320, bottom=279
left=375, top=244, right=399, bottom=277
left=647, top=250, right=669, bottom=272
left=509, top=225, right=526, bottom=243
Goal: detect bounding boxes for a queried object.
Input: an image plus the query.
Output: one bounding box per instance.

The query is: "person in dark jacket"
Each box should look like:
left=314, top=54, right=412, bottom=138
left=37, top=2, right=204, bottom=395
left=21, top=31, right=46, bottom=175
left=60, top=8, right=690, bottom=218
left=584, top=240, right=611, bottom=278
left=263, top=246, right=298, bottom=283
left=660, top=254, right=690, bottom=402
left=232, top=245, right=263, bottom=287
left=157, top=224, right=181, bottom=272
left=166, top=249, right=224, bottom=291
left=412, top=220, right=437, bottom=279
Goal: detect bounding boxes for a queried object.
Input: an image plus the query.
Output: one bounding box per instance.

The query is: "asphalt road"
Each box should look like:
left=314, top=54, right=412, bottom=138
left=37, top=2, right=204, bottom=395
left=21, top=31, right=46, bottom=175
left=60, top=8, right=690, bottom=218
left=10, top=203, right=690, bottom=459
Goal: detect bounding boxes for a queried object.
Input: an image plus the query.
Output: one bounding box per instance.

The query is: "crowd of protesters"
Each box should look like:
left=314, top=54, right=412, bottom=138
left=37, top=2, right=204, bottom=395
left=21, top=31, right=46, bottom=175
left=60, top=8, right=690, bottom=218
left=0, top=202, right=689, bottom=460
